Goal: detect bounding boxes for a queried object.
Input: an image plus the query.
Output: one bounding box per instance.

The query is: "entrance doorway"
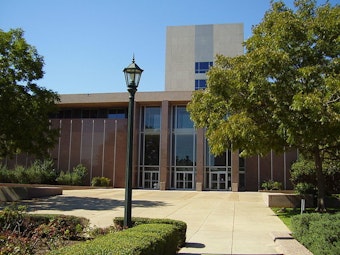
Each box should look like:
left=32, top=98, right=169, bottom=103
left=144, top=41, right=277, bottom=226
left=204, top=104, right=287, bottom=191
left=210, top=172, right=230, bottom=190
left=176, top=172, right=195, bottom=189
left=143, top=171, right=159, bottom=189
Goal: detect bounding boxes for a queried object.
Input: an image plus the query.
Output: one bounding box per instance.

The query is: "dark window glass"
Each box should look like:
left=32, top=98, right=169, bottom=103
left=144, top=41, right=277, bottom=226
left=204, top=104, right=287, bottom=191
left=144, top=134, right=160, bottom=165
left=175, top=106, right=193, bottom=129
left=144, top=107, right=161, bottom=130
left=195, top=79, right=207, bottom=90
left=195, top=61, right=213, bottom=73
left=175, top=134, right=194, bottom=166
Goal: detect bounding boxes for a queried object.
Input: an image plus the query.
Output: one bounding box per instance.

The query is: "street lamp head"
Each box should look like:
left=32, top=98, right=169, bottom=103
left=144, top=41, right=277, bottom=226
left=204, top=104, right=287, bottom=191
left=123, top=56, right=143, bottom=91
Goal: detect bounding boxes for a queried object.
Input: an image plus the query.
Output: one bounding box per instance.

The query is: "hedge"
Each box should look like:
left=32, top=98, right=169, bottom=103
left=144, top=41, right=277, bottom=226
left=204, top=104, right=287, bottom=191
left=113, top=217, right=187, bottom=248
left=49, top=223, right=178, bottom=255
left=291, top=213, right=340, bottom=255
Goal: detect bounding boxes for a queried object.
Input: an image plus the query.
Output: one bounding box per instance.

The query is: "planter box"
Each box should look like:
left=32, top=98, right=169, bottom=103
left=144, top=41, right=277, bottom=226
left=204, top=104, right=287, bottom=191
left=262, top=192, right=313, bottom=208
left=0, top=186, right=62, bottom=202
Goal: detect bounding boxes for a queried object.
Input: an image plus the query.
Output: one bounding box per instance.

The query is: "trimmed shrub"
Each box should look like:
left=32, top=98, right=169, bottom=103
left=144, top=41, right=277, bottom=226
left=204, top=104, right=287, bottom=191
left=91, top=176, right=111, bottom=187
left=50, top=223, right=178, bottom=255
left=113, top=217, right=187, bottom=248
left=291, top=213, right=340, bottom=255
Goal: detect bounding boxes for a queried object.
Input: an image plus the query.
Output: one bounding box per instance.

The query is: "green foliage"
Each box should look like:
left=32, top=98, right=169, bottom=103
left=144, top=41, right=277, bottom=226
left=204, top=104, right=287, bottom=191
left=0, top=28, right=60, bottom=159
left=50, top=223, right=179, bottom=255
left=187, top=0, right=340, bottom=210
left=291, top=213, right=340, bottom=255
left=56, top=164, right=88, bottom=186
left=261, top=180, right=282, bottom=190
left=113, top=217, right=187, bottom=248
left=0, top=159, right=57, bottom=184
left=91, top=176, right=111, bottom=187
left=291, top=156, right=340, bottom=194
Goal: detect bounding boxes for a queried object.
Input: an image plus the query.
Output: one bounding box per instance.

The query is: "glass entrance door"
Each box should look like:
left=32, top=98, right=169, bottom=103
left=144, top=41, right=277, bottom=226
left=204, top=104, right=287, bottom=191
left=176, top=172, right=194, bottom=189
left=210, top=172, right=228, bottom=190
left=143, top=171, right=159, bottom=189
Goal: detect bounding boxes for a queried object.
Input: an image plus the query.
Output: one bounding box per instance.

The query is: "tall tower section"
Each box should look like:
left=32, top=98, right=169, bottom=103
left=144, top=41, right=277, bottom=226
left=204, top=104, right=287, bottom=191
left=165, top=23, right=244, bottom=91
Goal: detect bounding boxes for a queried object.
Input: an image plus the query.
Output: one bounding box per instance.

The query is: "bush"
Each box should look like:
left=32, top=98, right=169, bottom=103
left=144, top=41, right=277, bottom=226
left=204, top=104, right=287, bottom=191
left=91, top=176, right=111, bottom=187
left=29, top=159, right=57, bottom=184
left=56, top=164, right=88, bottom=185
left=261, top=180, right=282, bottom=190
left=291, top=213, right=340, bottom=255
left=0, top=204, right=89, bottom=254
left=113, top=217, right=187, bottom=248
left=0, top=164, right=17, bottom=183
left=0, top=159, right=57, bottom=184
left=291, top=156, right=340, bottom=195
left=50, top=223, right=178, bottom=255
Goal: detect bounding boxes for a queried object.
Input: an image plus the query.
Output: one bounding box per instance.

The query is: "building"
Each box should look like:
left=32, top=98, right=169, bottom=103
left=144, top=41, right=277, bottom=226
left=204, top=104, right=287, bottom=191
left=7, top=24, right=298, bottom=191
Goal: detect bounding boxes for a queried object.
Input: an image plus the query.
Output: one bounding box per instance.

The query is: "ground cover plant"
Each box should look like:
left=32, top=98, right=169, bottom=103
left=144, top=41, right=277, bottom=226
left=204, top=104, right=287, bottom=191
left=0, top=204, right=90, bottom=254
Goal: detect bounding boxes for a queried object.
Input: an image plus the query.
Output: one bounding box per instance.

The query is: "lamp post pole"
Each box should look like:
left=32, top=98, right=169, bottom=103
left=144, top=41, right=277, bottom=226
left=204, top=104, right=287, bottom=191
left=123, top=57, right=143, bottom=228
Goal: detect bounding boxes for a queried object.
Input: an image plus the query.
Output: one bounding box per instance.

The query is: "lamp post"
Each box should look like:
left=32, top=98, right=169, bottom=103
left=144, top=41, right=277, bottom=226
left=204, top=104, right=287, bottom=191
left=123, top=57, right=143, bottom=228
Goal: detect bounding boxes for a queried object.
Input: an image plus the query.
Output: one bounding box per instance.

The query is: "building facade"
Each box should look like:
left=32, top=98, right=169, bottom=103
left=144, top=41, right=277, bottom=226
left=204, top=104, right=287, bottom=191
left=5, top=24, right=298, bottom=191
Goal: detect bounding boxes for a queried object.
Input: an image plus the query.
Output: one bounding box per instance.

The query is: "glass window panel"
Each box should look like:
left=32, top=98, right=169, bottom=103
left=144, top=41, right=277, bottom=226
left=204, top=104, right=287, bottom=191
left=239, top=157, right=245, bottom=168
left=144, top=107, right=161, bottom=130
left=175, top=134, right=193, bottom=166
left=195, top=62, right=213, bottom=73
left=108, top=113, right=125, bottom=119
left=175, top=106, right=193, bottom=129
left=144, top=134, right=160, bottom=165
left=195, top=80, right=207, bottom=90
left=213, top=153, right=226, bottom=166
left=228, top=150, right=232, bottom=167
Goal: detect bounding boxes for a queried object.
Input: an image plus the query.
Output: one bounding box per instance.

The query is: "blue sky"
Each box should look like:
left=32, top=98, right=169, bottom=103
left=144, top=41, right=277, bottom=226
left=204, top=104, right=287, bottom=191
left=1, top=0, right=337, bottom=94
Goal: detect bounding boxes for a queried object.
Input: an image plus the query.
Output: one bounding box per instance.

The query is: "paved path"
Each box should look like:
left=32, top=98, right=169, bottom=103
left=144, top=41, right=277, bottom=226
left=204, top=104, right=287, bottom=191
left=19, top=189, right=289, bottom=254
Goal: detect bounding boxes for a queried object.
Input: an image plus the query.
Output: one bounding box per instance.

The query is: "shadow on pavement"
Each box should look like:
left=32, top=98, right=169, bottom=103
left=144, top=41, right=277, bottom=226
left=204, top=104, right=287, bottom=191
left=0, top=195, right=168, bottom=212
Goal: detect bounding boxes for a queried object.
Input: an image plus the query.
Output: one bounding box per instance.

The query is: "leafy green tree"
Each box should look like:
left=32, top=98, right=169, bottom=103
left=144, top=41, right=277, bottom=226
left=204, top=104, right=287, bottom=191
left=0, top=28, right=60, bottom=158
left=187, top=0, right=339, bottom=211
left=291, top=156, right=340, bottom=195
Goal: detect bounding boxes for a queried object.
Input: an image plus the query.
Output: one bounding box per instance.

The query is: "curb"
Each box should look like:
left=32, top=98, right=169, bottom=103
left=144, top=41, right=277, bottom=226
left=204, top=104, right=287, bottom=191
left=271, top=232, right=313, bottom=255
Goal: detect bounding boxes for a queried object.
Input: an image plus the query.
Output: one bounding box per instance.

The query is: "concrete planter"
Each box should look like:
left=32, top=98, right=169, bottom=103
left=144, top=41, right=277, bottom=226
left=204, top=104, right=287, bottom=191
left=0, top=185, right=62, bottom=202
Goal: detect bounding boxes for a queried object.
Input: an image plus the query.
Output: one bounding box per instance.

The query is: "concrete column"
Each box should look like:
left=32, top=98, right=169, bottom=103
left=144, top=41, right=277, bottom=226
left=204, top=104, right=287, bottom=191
left=160, top=101, right=170, bottom=190
left=196, top=128, right=205, bottom=191
left=231, top=149, right=239, bottom=192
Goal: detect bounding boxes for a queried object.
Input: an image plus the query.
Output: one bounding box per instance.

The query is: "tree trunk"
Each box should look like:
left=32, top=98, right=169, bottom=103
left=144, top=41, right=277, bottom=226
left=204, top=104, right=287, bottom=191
left=314, top=150, right=326, bottom=212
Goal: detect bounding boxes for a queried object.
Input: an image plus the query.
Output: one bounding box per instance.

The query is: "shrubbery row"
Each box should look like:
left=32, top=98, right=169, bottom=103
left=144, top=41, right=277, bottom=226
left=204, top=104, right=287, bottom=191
left=0, top=160, right=88, bottom=186
left=113, top=217, right=187, bottom=248
left=291, top=213, right=340, bottom=255
left=50, top=223, right=182, bottom=255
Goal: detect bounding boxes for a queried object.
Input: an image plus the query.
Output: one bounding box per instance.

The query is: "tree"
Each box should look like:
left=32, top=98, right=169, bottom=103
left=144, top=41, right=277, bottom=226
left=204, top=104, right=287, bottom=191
left=0, top=28, right=60, bottom=159
left=187, top=0, right=340, bottom=211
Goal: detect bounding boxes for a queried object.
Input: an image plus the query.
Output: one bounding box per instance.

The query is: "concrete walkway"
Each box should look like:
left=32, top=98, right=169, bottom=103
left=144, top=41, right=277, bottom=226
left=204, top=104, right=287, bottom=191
left=21, top=189, right=289, bottom=254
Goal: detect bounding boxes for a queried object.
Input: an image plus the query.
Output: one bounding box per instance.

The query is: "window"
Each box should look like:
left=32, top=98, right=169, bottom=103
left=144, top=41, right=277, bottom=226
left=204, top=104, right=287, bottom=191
left=142, top=107, right=161, bottom=131
left=139, top=106, right=161, bottom=189
left=195, top=79, right=207, bottom=90
left=51, top=108, right=128, bottom=119
left=171, top=106, right=196, bottom=189
left=173, top=106, right=193, bottom=129
left=195, top=62, right=213, bottom=73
